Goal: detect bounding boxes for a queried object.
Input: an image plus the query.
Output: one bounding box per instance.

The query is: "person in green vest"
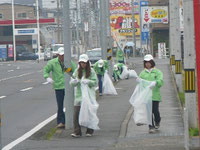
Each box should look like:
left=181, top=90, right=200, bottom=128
left=113, top=63, right=124, bottom=82
left=136, top=54, right=163, bottom=133
left=93, top=59, right=108, bottom=96
left=70, top=54, right=98, bottom=138
left=116, top=47, right=125, bottom=64
left=43, top=47, right=76, bottom=129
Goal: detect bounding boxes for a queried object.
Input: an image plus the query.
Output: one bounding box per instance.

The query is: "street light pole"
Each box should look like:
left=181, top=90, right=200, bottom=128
left=132, top=0, right=136, bottom=57
left=12, top=0, right=16, bottom=62
left=36, top=0, right=41, bottom=61
left=62, top=0, right=74, bottom=129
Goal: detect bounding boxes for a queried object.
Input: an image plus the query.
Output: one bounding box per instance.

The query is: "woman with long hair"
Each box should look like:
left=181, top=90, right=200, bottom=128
left=70, top=54, right=98, bottom=137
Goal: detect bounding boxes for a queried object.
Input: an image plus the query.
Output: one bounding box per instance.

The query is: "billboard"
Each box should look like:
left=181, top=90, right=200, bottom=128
left=141, top=6, right=168, bottom=24
left=110, top=14, right=140, bottom=36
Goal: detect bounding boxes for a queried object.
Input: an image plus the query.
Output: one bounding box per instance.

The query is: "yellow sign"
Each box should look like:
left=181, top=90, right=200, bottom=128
left=151, top=9, right=167, bottom=19
left=110, top=14, right=140, bottom=36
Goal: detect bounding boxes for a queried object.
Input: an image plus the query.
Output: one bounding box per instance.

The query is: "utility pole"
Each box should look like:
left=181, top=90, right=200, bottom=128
left=169, top=0, right=176, bottom=74
left=100, top=0, right=107, bottom=60
left=62, top=0, right=74, bottom=129
left=174, top=0, right=183, bottom=93
left=88, top=0, right=93, bottom=49
left=57, top=0, right=61, bottom=43
left=76, top=0, right=80, bottom=58
left=105, top=0, right=113, bottom=77
left=36, top=0, right=41, bottom=61
left=183, top=0, right=197, bottom=128
left=12, top=0, right=16, bottom=62
left=132, top=0, right=136, bottom=57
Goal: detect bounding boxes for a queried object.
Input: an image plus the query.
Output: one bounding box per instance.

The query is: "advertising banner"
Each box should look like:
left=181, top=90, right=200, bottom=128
left=8, top=44, right=13, bottom=58
left=0, top=45, right=7, bottom=59
left=158, top=42, right=166, bottom=59
left=110, top=14, right=140, bottom=36
left=110, top=0, right=132, bottom=14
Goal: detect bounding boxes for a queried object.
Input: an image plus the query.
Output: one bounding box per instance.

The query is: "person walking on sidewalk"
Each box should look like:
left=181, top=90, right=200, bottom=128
left=93, top=59, right=108, bottom=96
left=136, top=54, right=163, bottom=133
left=43, top=47, right=77, bottom=129
left=70, top=54, right=98, bottom=138
left=116, top=47, right=125, bottom=64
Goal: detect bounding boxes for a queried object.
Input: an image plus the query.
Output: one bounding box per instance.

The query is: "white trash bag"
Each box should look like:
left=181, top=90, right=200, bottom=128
left=79, top=83, right=100, bottom=130
left=128, top=70, right=138, bottom=78
left=119, top=65, right=129, bottom=79
left=103, top=72, right=118, bottom=95
left=129, top=79, right=153, bottom=126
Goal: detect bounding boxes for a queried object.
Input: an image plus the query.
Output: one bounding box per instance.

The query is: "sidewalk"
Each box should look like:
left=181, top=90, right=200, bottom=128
left=14, top=57, right=187, bottom=150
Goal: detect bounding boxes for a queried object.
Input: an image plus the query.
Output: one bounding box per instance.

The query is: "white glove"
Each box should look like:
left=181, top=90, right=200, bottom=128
left=81, top=79, right=91, bottom=85
left=71, top=78, right=79, bottom=84
left=149, top=81, right=157, bottom=89
left=136, top=77, right=142, bottom=83
left=46, top=77, right=54, bottom=84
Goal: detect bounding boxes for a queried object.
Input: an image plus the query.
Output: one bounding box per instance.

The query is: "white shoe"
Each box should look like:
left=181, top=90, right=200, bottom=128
left=86, top=133, right=93, bottom=137
left=149, top=128, right=156, bottom=133
left=71, top=133, right=81, bottom=138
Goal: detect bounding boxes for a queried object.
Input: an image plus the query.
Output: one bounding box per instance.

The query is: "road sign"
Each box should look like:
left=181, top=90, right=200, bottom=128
left=0, top=45, right=7, bottom=59
left=14, top=28, right=38, bottom=35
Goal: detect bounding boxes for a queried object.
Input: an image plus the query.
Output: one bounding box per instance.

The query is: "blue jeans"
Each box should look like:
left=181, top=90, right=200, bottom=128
left=97, top=74, right=103, bottom=94
left=55, top=89, right=65, bottom=125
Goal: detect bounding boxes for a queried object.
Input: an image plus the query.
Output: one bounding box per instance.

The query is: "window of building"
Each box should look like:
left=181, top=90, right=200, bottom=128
left=17, top=12, right=27, bottom=19
left=0, top=13, right=3, bottom=19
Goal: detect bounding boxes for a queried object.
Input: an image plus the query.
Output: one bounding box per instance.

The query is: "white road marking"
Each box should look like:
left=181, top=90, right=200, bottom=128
left=20, top=87, right=33, bottom=92
left=8, top=70, right=14, bottom=72
left=0, top=96, right=6, bottom=99
left=0, top=72, right=32, bottom=82
left=2, top=113, right=57, bottom=150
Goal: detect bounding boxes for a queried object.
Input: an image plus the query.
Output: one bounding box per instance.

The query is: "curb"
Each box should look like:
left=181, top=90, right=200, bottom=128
left=119, top=106, right=134, bottom=138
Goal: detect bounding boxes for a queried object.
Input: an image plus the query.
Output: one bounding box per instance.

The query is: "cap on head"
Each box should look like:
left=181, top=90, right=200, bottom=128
left=79, top=54, right=89, bottom=63
left=98, top=59, right=104, bottom=67
left=114, top=64, right=118, bottom=70
left=57, top=47, right=64, bottom=55
left=144, top=54, right=153, bottom=61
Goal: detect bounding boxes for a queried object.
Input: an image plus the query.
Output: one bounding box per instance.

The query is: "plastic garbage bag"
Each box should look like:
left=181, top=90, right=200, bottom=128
left=128, top=70, right=138, bottom=78
left=129, top=79, right=153, bottom=126
left=119, top=65, right=129, bottom=79
left=79, top=83, right=100, bottom=130
left=103, top=72, right=118, bottom=95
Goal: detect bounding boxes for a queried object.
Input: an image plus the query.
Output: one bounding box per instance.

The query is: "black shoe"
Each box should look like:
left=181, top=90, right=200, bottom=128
left=155, top=122, right=160, bottom=129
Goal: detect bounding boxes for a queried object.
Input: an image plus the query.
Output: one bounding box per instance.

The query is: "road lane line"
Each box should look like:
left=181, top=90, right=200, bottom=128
left=2, top=113, right=57, bottom=150
left=0, top=72, right=32, bottom=82
left=0, top=96, right=6, bottom=99
left=8, top=70, right=14, bottom=72
left=20, top=87, right=33, bottom=92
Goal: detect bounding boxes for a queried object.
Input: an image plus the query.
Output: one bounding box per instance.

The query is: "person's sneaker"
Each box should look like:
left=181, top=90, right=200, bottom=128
left=71, top=133, right=81, bottom=138
left=99, top=93, right=103, bottom=96
left=56, top=123, right=65, bottom=129
left=86, top=133, right=93, bottom=137
left=155, top=122, right=160, bottom=129
left=149, top=128, right=156, bottom=133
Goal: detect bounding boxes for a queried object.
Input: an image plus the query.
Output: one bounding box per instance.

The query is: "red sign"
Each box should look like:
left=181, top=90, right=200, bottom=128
left=8, top=44, right=13, bottom=58
left=193, top=0, right=200, bottom=136
left=0, top=18, right=55, bottom=26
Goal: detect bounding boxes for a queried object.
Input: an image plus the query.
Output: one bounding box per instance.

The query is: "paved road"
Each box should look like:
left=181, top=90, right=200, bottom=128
left=0, top=61, right=57, bottom=147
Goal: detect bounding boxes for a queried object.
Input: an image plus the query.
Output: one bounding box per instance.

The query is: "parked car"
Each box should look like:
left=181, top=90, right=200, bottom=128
left=86, top=48, right=102, bottom=66
left=51, top=44, right=64, bottom=58
left=17, top=52, right=38, bottom=60
left=44, top=48, right=53, bottom=61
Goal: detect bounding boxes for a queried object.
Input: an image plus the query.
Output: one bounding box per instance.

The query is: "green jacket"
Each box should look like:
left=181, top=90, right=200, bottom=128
left=71, top=68, right=98, bottom=105
left=116, top=48, right=124, bottom=62
left=43, top=57, right=77, bottom=89
left=93, top=60, right=108, bottom=76
left=139, top=68, right=163, bottom=101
